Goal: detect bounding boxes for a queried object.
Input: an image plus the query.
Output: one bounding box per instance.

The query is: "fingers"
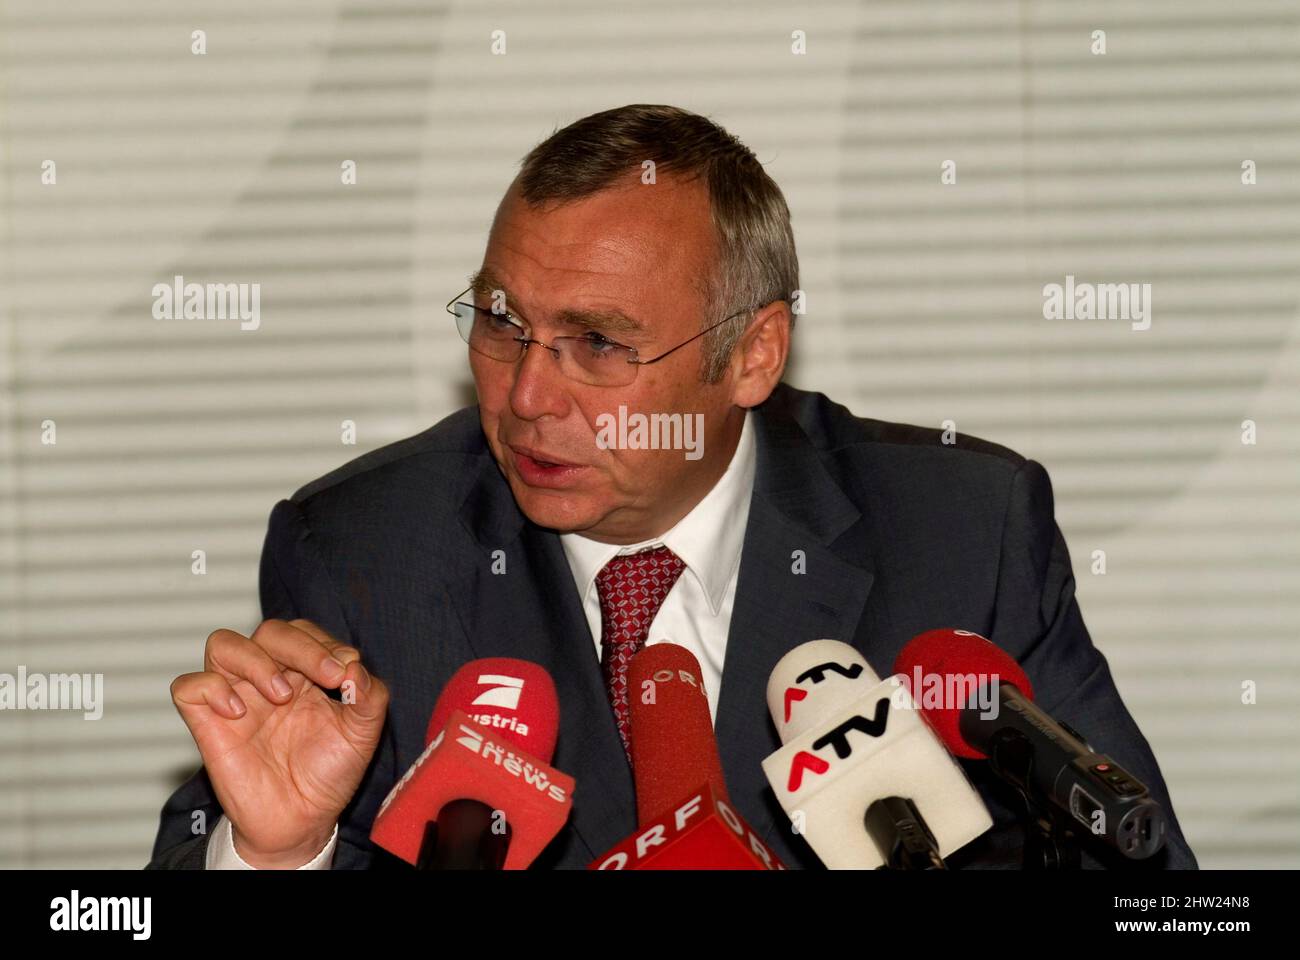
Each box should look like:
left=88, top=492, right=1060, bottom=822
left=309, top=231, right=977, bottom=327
left=192, top=619, right=386, bottom=750
left=203, top=628, right=301, bottom=706
left=287, top=619, right=361, bottom=668
left=171, top=670, right=248, bottom=721
left=206, top=619, right=356, bottom=696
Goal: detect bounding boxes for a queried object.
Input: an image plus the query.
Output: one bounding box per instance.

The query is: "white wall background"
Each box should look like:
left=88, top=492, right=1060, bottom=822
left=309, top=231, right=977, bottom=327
left=0, top=0, right=1296, bottom=868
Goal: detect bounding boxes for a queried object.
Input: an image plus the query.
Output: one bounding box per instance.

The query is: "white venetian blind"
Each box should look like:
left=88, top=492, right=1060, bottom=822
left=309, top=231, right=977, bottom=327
left=0, top=0, right=1295, bottom=868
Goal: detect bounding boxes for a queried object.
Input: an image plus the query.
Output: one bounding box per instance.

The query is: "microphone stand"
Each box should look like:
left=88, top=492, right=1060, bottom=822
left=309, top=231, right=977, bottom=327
left=1009, top=787, right=1081, bottom=870
left=983, top=726, right=1082, bottom=869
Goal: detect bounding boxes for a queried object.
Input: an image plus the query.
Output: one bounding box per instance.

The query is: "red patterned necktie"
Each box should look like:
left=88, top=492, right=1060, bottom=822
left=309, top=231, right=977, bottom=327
left=595, top=545, right=686, bottom=765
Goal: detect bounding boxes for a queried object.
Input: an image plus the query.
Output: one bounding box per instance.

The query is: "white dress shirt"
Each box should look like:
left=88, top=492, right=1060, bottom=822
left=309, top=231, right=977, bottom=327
left=207, top=409, right=757, bottom=869
left=559, top=407, right=756, bottom=724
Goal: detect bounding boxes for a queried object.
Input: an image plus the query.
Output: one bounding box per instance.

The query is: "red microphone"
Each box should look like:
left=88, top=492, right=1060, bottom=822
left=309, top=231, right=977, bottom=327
left=590, top=643, right=784, bottom=870
left=370, top=658, right=574, bottom=869
left=892, top=628, right=1033, bottom=760
left=424, top=659, right=559, bottom=759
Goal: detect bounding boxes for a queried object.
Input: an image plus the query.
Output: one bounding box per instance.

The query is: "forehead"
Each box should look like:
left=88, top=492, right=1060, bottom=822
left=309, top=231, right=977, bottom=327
left=483, top=172, right=717, bottom=306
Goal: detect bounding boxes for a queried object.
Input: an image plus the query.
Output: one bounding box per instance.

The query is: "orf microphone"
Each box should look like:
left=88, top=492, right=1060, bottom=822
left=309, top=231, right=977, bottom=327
left=369, top=658, right=574, bottom=869
left=628, top=642, right=727, bottom=825
left=893, top=628, right=1166, bottom=860
left=590, top=643, right=784, bottom=870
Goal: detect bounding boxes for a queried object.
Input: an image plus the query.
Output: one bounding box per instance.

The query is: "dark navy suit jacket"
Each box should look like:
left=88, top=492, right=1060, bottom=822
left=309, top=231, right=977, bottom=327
left=148, top=382, right=1198, bottom=869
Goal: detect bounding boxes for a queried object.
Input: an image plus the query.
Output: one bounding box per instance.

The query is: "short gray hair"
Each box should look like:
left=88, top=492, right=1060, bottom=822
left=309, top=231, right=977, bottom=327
left=516, top=104, right=799, bottom=382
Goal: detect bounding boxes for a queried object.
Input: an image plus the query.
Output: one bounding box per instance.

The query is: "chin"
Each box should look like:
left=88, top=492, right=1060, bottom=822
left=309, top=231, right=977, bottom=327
left=511, top=486, right=599, bottom=533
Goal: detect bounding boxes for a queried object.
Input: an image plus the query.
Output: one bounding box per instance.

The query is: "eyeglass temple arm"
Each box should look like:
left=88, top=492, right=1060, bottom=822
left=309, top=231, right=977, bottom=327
left=633, top=309, right=758, bottom=366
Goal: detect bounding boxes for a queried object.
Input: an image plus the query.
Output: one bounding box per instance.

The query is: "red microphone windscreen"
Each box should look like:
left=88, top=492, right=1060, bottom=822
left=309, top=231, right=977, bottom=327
left=891, top=628, right=1034, bottom=759
left=425, top=658, right=559, bottom=762
left=628, top=643, right=727, bottom=826
left=372, top=709, right=574, bottom=868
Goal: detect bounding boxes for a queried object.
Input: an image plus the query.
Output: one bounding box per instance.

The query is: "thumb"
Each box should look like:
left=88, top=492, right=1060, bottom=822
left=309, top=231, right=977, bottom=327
left=336, top=660, right=389, bottom=744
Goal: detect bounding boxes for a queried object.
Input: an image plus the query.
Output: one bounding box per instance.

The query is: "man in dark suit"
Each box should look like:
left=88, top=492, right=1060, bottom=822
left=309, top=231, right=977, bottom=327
left=149, top=104, right=1197, bottom=870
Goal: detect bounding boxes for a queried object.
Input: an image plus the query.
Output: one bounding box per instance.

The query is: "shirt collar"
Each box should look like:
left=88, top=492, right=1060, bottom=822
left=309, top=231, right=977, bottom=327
left=560, top=408, right=756, bottom=616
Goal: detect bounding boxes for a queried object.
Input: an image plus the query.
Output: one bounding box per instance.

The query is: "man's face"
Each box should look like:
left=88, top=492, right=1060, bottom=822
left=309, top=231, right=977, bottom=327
left=468, top=171, right=748, bottom=544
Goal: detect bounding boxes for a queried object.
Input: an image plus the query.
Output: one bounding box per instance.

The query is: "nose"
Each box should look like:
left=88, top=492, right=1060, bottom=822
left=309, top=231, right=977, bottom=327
left=508, top=339, right=572, bottom=422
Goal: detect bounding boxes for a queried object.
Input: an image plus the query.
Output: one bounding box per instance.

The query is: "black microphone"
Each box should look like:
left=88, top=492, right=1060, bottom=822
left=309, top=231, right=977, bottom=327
left=895, top=628, right=1167, bottom=861
left=864, top=796, right=946, bottom=870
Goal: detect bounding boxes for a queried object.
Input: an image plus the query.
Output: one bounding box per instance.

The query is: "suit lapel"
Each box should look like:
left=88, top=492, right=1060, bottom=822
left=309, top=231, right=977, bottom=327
left=447, top=453, right=634, bottom=864
left=713, top=390, right=877, bottom=849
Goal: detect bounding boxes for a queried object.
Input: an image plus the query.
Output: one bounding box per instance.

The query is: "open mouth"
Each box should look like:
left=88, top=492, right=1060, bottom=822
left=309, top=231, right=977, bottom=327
left=508, top=446, right=587, bottom=487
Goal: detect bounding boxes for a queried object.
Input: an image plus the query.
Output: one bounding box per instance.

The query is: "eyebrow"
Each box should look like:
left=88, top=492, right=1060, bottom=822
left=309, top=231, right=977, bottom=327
left=467, top=267, right=645, bottom=336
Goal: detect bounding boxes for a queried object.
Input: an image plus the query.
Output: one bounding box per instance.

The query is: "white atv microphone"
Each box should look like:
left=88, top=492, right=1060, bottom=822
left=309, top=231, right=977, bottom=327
left=761, top=640, right=992, bottom=869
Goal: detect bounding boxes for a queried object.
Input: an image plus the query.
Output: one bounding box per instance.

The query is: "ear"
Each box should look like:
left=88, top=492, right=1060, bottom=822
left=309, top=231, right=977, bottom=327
left=728, top=301, right=791, bottom=408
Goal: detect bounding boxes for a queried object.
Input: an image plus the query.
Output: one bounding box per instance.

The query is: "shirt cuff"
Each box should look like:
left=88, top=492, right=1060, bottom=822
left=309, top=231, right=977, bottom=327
left=205, top=813, right=339, bottom=870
